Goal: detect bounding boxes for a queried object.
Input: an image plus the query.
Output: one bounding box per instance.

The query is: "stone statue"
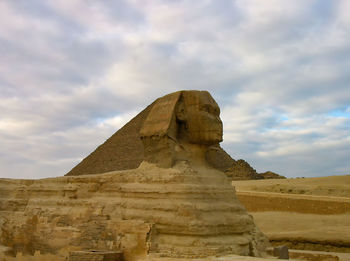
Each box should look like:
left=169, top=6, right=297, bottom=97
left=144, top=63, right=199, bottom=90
left=66, top=90, right=251, bottom=177
left=0, top=90, right=270, bottom=260
left=140, top=90, right=223, bottom=168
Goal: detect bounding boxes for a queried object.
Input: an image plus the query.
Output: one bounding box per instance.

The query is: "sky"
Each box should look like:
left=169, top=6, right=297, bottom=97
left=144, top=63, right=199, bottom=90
left=0, top=0, right=350, bottom=179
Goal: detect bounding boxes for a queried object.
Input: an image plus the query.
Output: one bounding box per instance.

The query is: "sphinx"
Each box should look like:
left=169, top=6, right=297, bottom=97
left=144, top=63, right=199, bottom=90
left=66, top=90, right=239, bottom=176
left=140, top=90, right=223, bottom=168
left=0, top=91, right=269, bottom=260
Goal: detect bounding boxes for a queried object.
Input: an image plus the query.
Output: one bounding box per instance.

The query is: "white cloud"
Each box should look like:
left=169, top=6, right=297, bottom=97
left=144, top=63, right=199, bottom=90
left=0, top=0, right=349, bottom=178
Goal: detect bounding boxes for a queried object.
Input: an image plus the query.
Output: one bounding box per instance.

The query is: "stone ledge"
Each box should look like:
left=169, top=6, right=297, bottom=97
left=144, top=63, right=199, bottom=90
left=68, top=250, right=123, bottom=261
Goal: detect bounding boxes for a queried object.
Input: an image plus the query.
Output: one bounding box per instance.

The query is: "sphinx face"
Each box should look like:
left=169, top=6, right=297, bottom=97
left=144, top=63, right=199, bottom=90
left=181, top=91, right=223, bottom=145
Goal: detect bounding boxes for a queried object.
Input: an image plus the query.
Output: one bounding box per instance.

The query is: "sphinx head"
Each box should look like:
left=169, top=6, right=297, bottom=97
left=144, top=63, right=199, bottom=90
left=140, top=90, right=223, bottom=167
left=177, top=91, right=223, bottom=145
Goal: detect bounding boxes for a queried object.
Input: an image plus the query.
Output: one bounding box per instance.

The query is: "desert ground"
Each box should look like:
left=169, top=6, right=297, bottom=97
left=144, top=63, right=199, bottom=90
left=233, top=174, right=350, bottom=260
left=233, top=175, right=350, bottom=198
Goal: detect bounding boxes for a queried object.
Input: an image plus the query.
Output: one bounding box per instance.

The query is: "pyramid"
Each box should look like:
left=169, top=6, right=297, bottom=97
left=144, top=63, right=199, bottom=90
left=66, top=102, right=153, bottom=176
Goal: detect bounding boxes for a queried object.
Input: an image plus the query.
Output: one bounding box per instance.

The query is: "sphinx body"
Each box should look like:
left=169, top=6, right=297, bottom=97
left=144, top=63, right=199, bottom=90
left=0, top=91, right=269, bottom=260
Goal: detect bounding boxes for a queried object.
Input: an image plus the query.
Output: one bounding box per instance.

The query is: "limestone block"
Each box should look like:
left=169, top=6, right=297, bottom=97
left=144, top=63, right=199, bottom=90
left=273, top=245, right=289, bottom=259
left=68, top=250, right=123, bottom=261
left=0, top=164, right=268, bottom=260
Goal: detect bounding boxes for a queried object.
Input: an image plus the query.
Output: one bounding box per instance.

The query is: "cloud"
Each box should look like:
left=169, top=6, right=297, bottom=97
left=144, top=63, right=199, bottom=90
left=0, top=0, right=349, bottom=178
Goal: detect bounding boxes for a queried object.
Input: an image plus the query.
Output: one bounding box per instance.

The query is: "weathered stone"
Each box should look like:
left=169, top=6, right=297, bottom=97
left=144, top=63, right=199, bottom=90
left=259, top=171, right=286, bottom=179
left=273, top=245, right=289, bottom=259
left=68, top=250, right=123, bottom=261
left=139, top=91, right=223, bottom=168
left=0, top=165, right=269, bottom=259
left=65, top=90, right=261, bottom=180
left=225, top=159, right=263, bottom=180
left=288, top=249, right=339, bottom=261
left=0, top=90, right=270, bottom=260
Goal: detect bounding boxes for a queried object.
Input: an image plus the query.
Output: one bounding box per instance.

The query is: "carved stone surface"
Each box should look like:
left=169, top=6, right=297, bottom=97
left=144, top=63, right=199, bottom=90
left=68, top=250, right=123, bottom=261
left=0, top=90, right=270, bottom=260
left=139, top=91, right=223, bottom=168
left=0, top=164, right=269, bottom=260
left=273, top=245, right=289, bottom=259
left=65, top=90, right=259, bottom=180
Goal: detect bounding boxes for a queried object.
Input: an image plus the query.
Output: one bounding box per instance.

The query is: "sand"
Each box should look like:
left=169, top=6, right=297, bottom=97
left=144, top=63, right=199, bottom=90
left=232, top=174, right=350, bottom=254
left=232, top=174, right=350, bottom=198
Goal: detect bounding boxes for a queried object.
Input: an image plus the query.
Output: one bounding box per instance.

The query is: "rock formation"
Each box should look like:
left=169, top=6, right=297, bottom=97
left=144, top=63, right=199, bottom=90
left=0, top=90, right=269, bottom=260
left=259, top=171, right=286, bottom=179
left=225, top=159, right=263, bottom=181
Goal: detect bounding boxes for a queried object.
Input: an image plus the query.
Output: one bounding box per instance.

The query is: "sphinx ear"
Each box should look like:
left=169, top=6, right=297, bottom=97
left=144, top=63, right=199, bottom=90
left=176, top=102, right=186, bottom=122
